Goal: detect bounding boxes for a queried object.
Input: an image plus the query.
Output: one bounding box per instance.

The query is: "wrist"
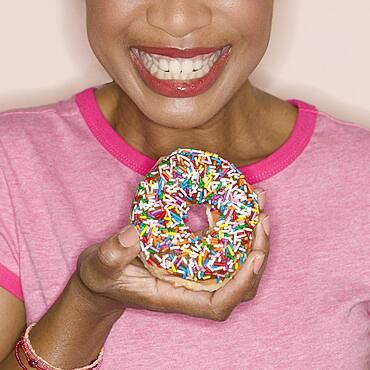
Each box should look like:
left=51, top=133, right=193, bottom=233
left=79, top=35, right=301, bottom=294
left=70, top=271, right=125, bottom=319
left=21, top=272, right=124, bottom=369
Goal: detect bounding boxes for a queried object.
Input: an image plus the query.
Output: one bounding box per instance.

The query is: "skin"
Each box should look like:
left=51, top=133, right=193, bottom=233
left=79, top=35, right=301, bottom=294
left=76, top=190, right=269, bottom=320
left=76, top=0, right=275, bottom=325
left=1, top=192, right=269, bottom=368
left=1, top=0, right=279, bottom=367
left=86, top=0, right=298, bottom=165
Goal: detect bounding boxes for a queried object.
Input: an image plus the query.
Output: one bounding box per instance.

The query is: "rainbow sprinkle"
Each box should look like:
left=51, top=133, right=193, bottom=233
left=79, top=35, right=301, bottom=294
left=130, top=148, right=260, bottom=285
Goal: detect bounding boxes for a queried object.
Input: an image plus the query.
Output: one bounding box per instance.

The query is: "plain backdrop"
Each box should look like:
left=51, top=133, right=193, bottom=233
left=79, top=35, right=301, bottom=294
left=0, top=1, right=369, bottom=127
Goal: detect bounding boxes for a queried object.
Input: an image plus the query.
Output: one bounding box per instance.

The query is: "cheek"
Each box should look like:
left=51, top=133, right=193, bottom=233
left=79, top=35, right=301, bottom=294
left=86, top=1, right=142, bottom=44
left=232, top=3, right=273, bottom=67
left=231, top=1, right=273, bottom=42
left=86, top=2, right=135, bottom=69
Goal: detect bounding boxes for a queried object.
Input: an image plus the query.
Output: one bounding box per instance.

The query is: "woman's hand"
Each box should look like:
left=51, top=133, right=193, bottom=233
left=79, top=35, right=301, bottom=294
left=76, top=189, right=269, bottom=321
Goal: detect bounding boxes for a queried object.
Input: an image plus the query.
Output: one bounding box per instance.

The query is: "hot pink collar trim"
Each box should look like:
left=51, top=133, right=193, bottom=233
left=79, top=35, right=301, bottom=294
left=75, top=86, right=318, bottom=184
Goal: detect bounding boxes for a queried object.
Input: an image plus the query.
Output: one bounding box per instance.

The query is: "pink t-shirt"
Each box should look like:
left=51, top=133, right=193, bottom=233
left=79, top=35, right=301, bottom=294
left=0, top=86, right=369, bottom=369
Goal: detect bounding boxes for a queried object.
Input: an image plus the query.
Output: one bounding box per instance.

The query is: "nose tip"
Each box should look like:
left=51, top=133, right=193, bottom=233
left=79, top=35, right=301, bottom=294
left=146, top=1, right=212, bottom=39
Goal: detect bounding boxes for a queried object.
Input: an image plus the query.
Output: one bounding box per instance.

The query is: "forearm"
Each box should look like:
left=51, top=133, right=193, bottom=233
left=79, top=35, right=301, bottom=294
left=1, top=272, right=124, bottom=369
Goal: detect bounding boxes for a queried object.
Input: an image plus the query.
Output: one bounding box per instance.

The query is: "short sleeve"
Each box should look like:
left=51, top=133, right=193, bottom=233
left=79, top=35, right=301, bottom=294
left=0, top=166, right=23, bottom=300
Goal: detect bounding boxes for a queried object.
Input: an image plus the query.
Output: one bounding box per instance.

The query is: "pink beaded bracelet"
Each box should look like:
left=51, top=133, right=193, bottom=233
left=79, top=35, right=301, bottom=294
left=16, top=323, right=104, bottom=370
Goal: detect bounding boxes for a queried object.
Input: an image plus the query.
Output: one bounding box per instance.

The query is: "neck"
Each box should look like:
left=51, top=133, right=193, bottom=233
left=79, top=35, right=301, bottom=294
left=95, top=81, right=297, bottom=167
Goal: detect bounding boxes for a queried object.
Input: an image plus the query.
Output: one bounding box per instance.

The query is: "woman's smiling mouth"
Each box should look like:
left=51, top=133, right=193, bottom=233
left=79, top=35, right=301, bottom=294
left=129, top=45, right=232, bottom=98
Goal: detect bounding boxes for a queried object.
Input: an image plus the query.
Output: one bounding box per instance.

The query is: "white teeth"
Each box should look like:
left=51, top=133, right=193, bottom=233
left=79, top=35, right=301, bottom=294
left=144, top=53, right=152, bottom=65
left=211, top=53, right=218, bottom=63
left=168, top=59, right=182, bottom=74
left=193, top=59, right=203, bottom=71
left=203, top=65, right=210, bottom=74
left=181, top=72, right=190, bottom=81
left=156, top=70, right=167, bottom=80
left=159, top=59, right=169, bottom=71
left=135, top=47, right=225, bottom=80
left=181, top=59, right=194, bottom=74
left=150, top=64, right=158, bottom=74
left=193, top=70, right=203, bottom=79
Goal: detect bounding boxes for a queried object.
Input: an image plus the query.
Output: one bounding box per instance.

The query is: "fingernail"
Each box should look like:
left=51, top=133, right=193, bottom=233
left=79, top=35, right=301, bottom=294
left=261, top=215, right=270, bottom=236
left=118, top=225, right=139, bottom=248
left=253, top=255, right=265, bottom=275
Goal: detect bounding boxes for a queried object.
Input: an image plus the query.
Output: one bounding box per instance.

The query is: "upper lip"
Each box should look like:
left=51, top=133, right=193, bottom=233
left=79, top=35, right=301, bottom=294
left=130, top=45, right=229, bottom=59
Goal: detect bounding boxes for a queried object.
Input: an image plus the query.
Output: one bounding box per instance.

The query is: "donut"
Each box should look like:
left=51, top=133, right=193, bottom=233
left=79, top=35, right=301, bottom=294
left=130, top=148, right=260, bottom=292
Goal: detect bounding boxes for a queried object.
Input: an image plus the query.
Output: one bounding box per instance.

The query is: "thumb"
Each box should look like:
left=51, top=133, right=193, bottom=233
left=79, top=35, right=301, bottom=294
left=96, top=224, right=141, bottom=273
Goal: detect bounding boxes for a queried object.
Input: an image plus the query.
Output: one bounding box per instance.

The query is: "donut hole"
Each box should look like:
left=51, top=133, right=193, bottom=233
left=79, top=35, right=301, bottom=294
left=185, top=204, right=210, bottom=234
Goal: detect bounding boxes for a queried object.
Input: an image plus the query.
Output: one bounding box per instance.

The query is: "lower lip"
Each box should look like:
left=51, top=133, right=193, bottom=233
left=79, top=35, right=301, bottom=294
left=130, top=47, right=232, bottom=98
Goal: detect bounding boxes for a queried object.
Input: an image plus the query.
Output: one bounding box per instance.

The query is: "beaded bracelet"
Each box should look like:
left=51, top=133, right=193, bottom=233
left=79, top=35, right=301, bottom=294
left=15, top=323, right=104, bottom=370
left=15, top=337, right=42, bottom=369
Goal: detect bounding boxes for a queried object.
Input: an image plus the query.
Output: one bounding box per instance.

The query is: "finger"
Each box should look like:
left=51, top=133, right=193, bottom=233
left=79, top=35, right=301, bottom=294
left=251, top=212, right=269, bottom=254
left=96, top=224, right=141, bottom=274
left=130, top=256, right=145, bottom=268
left=210, top=213, right=269, bottom=309
left=122, top=261, right=153, bottom=278
left=253, top=187, right=265, bottom=211
left=210, top=248, right=265, bottom=316
left=149, top=244, right=266, bottom=321
left=240, top=252, right=266, bottom=302
left=241, top=214, right=270, bottom=301
left=153, top=279, right=213, bottom=318
left=152, top=213, right=270, bottom=320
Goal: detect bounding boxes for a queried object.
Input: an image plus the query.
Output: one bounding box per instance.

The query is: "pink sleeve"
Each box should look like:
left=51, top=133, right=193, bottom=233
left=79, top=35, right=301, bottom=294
left=0, top=166, right=23, bottom=301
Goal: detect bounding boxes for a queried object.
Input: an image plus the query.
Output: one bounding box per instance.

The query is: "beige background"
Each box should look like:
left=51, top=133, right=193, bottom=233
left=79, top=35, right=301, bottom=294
left=0, top=1, right=369, bottom=127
